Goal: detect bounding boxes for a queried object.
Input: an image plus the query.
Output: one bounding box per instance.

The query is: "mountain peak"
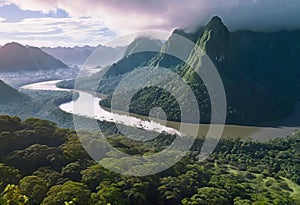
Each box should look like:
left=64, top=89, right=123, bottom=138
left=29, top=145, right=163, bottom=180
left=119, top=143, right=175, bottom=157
left=205, top=16, right=228, bottom=33
left=172, top=28, right=204, bottom=43
left=3, top=42, right=25, bottom=49
left=4, top=42, right=22, bottom=46
left=172, top=29, right=189, bottom=38
left=123, top=36, right=162, bottom=57
left=0, top=42, right=68, bottom=71
left=196, top=16, right=230, bottom=60
left=209, top=16, right=223, bottom=24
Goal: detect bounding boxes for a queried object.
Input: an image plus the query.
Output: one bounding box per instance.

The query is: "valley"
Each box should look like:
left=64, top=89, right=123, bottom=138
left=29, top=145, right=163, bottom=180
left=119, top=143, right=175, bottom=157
left=21, top=79, right=300, bottom=142
left=0, top=6, right=300, bottom=203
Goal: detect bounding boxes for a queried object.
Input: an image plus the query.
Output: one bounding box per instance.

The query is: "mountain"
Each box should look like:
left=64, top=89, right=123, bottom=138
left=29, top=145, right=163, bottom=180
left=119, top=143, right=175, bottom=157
left=56, top=37, right=163, bottom=94
left=122, top=36, right=162, bottom=57
left=0, top=43, right=68, bottom=72
left=42, top=45, right=126, bottom=67
left=101, top=37, right=162, bottom=77
left=148, top=27, right=204, bottom=68
left=41, top=46, right=95, bottom=66
left=98, top=16, right=300, bottom=125
left=0, top=80, right=28, bottom=104
left=192, top=16, right=300, bottom=123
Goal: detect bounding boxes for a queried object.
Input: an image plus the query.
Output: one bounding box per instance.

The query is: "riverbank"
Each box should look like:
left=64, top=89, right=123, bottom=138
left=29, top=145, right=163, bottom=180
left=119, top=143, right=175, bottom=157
left=21, top=79, right=300, bottom=142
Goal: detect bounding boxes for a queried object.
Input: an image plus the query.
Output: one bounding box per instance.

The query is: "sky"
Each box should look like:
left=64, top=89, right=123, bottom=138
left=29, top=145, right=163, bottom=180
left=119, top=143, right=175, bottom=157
left=1, top=0, right=300, bottom=47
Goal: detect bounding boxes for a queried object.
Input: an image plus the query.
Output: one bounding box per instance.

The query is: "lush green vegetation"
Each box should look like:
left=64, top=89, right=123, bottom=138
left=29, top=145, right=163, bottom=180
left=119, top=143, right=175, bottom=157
left=0, top=115, right=299, bottom=204
left=59, top=16, right=300, bottom=125
left=144, top=16, right=300, bottom=125
left=0, top=90, right=75, bottom=128
left=0, top=80, right=28, bottom=104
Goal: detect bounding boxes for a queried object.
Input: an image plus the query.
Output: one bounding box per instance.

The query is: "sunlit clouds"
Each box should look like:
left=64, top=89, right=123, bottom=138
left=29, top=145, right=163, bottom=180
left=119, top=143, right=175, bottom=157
left=1, top=0, right=300, bottom=46
left=0, top=16, right=117, bottom=47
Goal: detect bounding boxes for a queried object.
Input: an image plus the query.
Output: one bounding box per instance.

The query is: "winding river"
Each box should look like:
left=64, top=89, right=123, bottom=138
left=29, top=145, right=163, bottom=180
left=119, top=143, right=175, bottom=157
left=21, top=80, right=300, bottom=142
left=21, top=80, right=181, bottom=136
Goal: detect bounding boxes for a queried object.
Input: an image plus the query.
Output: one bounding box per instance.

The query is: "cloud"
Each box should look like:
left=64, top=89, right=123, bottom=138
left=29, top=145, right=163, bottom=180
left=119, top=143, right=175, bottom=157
left=0, top=17, right=117, bottom=47
left=6, top=0, right=300, bottom=33
left=0, top=0, right=10, bottom=7
left=2, top=0, right=300, bottom=47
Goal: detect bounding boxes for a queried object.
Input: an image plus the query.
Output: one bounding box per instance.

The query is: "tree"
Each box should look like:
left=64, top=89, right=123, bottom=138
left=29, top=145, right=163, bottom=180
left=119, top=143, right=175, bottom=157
left=42, top=181, right=90, bottom=205
left=233, top=197, right=252, bottom=205
left=19, top=176, right=48, bottom=205
left=89, top=183, right=128, bottom=205
left=0, top=164, right=21, bottom=190
left=0, top=115, right=22, bottom=132
left=209, top=174, right=249, bottom=199
left=33, top=167, right=66, bottom=187
left=182, top=187, right=231, bottom=205
left=22, top=118, right=56, bottom=132
left=21, top=118, right=65, bottom=146
left=121, top=177, right=150, bottom=205
left=61, top=134, right=90, bottom=162
left=0, top=184, right=29, bottom=205
left=157, top=164, right=209, bottom=204
left=61, top=162, right=82, bottom=182
left=4, top=144, right=65, bottom=174
left=81, top=164, right=116, bottom=191
left=0, top=131, right=17, bottom=155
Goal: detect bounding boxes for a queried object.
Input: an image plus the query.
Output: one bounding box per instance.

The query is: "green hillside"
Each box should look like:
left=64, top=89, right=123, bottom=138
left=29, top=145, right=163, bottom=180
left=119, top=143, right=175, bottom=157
left=0, top=80, right=28, bottom=104
left=57, top=16, right=300, bottom=125
left=100, top=16, right=300, bottom=125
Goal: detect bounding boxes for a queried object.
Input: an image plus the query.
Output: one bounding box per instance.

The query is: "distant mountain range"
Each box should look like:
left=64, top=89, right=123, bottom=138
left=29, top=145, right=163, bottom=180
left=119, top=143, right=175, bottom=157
left=0, top=43, right=68, bottom=72
left=41, top=46, right=95, bottom=66
left=94, top=16, right=300, bottom=125
left=41, top=45, right=126, bottom=67
left=0, top=80, right=28, bottom=104
left=56, top=37, right=163, bottom=93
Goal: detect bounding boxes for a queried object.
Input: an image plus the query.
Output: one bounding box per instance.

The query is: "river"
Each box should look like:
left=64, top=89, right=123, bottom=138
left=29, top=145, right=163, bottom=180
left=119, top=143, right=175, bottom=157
left=21, top=80, right=180, bottom=136
left=21, top=80, right=300, bottom=142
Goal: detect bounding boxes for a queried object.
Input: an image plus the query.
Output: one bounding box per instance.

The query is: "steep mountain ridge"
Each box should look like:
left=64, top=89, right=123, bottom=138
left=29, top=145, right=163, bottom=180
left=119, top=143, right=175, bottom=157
left=148, top=27, right=204, bottom=69
left=101, top=16, right=300, bottom=124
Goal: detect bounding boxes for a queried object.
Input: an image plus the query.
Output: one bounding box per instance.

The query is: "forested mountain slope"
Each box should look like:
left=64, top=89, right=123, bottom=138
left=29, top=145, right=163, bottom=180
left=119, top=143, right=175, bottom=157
left=99, top=16, right=300, bottom=125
